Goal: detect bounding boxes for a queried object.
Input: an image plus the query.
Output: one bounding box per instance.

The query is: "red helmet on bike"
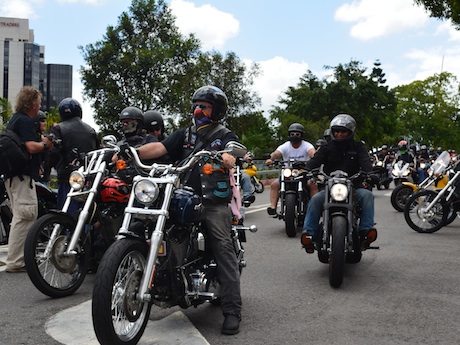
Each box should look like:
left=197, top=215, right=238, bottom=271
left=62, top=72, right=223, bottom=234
left=100, top=178, right=130, bottom=203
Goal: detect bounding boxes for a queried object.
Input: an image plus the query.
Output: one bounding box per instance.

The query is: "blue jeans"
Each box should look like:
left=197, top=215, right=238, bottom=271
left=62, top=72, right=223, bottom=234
left=302, top=188, right=375, bottom=241
left=241, top=172, right=252, bottom=198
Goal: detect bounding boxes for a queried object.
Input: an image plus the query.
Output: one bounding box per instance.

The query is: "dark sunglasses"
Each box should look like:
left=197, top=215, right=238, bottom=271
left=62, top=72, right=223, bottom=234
left=289, top=132, right=302, bottom=137
left=151, top=126, right=161, bottom=131
left=39, top=119, right=46, bottom=123
left=193, top=103, right=212, bottom=110
left=333, top=129, right=349, bottom=133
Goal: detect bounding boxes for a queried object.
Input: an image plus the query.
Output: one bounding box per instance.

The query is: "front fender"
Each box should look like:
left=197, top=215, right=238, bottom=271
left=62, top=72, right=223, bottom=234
left=402, top=181, right=418, bottom=192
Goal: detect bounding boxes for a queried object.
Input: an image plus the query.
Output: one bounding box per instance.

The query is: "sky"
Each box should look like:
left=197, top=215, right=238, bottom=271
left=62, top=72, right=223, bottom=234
left=1, top=0, right=460, bottom=130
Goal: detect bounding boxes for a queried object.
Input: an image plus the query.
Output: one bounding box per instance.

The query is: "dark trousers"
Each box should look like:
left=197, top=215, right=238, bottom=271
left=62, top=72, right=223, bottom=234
left=204, top=202, right=242, bottom=316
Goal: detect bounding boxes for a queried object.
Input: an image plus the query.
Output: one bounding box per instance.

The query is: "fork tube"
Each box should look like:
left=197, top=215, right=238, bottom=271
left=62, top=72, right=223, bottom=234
left=65, top=162, right=107, bottom=255
left=137, top=182, right=174, bottom=302
left=423, top=171, right=460, bottom=212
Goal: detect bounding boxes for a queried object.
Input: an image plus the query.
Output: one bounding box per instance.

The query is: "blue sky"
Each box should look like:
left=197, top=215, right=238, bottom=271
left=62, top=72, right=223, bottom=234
left=1, top=0, right=460, bottom=129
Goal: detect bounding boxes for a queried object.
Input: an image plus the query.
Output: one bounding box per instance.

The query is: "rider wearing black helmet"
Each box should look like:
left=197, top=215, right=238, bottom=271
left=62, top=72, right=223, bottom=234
left=265, top=123, right=315, bottom=216
left=133, top=86, right=244, bottom=335
left=49, top=98, right=100, bottom=212
left=300, top=114, right=377, bottom=253
left=143, top=109, right=167, bottom=141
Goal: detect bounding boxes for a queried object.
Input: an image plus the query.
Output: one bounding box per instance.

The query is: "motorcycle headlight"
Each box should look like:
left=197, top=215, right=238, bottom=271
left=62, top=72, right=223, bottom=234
left=376, top=161, right=383, bottom=167
left=291, top=169, right=300, bottom=177
left=330, top=183, right=348, bottom=202
left=402, top=170, right=410, bottom=177
left=133, top=179, right=159, bottom=205
left=283, top=168, right=292, bottom=178
left=391, top=170, right=398, bottom=177
left=69, top=171, right=85, bottom=191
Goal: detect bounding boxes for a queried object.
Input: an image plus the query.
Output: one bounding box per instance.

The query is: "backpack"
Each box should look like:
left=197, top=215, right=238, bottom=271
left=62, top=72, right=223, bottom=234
left=0, top=116, right=30, bottom=178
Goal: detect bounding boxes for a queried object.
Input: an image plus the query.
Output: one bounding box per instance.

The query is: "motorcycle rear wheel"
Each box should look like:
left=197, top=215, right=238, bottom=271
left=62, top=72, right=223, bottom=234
left=24, top=213, right=89, bottom=298
left=92, top=239, right=151, bottom=345
left=329, top=217, right=346, bottom=288
left=404, top=190, right=448, bottom=233
left=391, top=184, right=414, bottom=212
left=444, top=201, right=460, bottom=226
left=284, top=193, right=297, bottom=237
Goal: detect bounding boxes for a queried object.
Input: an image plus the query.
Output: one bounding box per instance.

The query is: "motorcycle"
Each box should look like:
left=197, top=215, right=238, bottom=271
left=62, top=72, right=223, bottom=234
left=243, top=160, right=264, bottom=194
left=303, top=168, right=378, bottom=288
left=372, top=155, right=392, bottom=190
left=91, top=143, right=257, bottom=345
left=0, top=177, right=57, bottom=245
left=404, top=159, right=460, bottom=233
left=391, top=159, right=415, bottom=187
left=390, top=151, right=450, bottom=212
left=273, top=160, right=310, bottom=238
left=24, top=137, right=130, bottom=298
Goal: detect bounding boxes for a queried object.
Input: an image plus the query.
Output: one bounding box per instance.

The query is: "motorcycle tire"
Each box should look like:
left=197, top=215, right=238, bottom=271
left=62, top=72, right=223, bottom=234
left=329, top=217, right=346, bottom=288
left=284, top=193, right=297, bottom=238
left=92, top=239, right=151, bottom=345
left=403, top=190, right=448, bottom=233
left=391, top=184, right=414, bottom=212
left=254, top=180, right=264, bottom=194
left=24, top=213, right=89, bottom=298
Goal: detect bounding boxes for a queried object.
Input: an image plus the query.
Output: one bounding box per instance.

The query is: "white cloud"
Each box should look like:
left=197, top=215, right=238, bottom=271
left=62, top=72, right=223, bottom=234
left=436, top=21, right=460, bottom=42
left=0, top=0, right=40, bottom=18
left=249, top=57, right=308, bottom=114
left=335, top=0, right=428, bottom=40
left=169, top=0, right=239, bottom=50
left=56, top=0, right=107, bottom=4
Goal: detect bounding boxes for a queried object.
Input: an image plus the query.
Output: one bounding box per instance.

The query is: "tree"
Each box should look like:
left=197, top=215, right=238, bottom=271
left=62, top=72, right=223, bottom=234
left=269, top=60, right=398, bottom=149
left=0, top=97, right=12, bottom=130
left=414, top=0, right=460, bottom=29
left=79, top=0, right=261, bottom=137
left=393, top=72, right=460, bottom=149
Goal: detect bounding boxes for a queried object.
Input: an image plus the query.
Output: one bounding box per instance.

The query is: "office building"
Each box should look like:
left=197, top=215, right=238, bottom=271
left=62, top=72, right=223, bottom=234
left=0, top=17, right=72, bottom=112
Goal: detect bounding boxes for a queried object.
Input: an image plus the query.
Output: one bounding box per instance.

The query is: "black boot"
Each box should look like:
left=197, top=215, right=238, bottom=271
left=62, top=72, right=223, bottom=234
left=221, top=314, right=240, bottom=335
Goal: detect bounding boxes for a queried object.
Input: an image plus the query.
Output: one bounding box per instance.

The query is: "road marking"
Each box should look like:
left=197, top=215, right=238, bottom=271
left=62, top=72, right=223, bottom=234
left=46, top=300, right=210, bottom=345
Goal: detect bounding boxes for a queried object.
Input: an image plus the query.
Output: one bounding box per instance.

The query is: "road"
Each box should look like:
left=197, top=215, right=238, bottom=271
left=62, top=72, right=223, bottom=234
left=1, top=187, right=460, bottom=345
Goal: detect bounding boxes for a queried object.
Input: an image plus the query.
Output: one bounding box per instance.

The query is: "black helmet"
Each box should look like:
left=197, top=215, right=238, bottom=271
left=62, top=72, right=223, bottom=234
left=288, top=123, right=305, bottom=135
left=330, top=114, right=356, bottom=141
left=323, top=128, right=331, bottom=140
left=58, top=98, right=82, bottom=120
left=34, top=110, right=47, bottom=131
left=143, top=110, right=164, bottom=132
left=192, top=85, right=228, bottom=121
left=119, top=106, right=144, bottom=135
left=316, top=138, right=327, bottom=147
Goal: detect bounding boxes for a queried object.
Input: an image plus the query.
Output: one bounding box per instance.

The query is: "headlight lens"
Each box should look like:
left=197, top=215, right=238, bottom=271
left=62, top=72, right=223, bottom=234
left=402, top=169, right=410, bottom=177
left=283, top=169, right=292, bottom=178
left=330, top=183, right=348, bottom=202
left=134, top=179, right=159, bottom=205
left=69, top=172, right=85, bottom=191
left=376, top=161, right=383, bottom=167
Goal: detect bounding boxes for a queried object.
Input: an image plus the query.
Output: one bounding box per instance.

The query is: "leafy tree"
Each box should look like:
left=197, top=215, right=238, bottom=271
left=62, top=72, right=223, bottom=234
left=270, top=60, right=398, bottom=149
left=414, top=0, right=460, bottom=29
left=79, top=0, right=261, bottom=138
left=0, top=97, right=12, bottom=130
left=393, top=72, right=460, bottom=149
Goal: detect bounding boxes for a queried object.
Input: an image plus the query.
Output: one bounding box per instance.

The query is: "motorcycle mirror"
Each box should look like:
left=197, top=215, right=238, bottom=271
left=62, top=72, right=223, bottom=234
left=225, top=141, right=247, bottom=158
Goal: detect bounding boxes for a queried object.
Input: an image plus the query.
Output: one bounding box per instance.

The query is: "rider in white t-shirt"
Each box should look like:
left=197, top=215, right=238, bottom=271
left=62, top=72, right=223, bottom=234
left=265, top=123, right=315, bottom=216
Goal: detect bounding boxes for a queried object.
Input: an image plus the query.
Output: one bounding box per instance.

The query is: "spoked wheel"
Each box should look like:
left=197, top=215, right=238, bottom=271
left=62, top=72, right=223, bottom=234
left=444, top=201, right=460, bottom=226
left=404, top=190, right=448, bottom=233
left=284, top=193, right=297, bottom=237
left=254, top=180, right=264, bottom=193
left=329, top=217, right=346, bottom=288
left=391, top=184, right=414, bottom=212
left=92, top=239, right=151, bottom=345
left=24, top=213, right=88, bottom=298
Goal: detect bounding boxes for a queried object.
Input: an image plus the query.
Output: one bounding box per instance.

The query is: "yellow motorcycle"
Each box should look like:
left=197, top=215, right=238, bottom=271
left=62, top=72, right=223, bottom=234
left=243, top=156, right=264, bottom=194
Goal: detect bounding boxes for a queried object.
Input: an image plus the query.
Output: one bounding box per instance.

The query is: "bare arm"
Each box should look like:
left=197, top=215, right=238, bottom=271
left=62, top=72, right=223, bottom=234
left=24, top=136, right=53, bottom=154
left=265, top=149, right=282, bottom=165
left=136, top=141, right=168, bottom=160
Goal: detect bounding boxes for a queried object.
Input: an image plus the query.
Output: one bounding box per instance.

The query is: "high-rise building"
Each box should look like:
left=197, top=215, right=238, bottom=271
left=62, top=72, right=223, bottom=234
left=0, top=17, right=72, bottom=112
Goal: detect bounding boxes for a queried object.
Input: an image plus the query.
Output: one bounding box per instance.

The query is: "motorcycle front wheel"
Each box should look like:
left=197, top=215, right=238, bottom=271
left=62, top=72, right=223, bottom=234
left=92, top=239, right=151, bottom=345
left=444, top=201, right=460, bottom=226
left=284, top=193, right=297, bottom=237
left=24, top=213, right=88, bottom=298
left=404, top=190, right=448, bottom=233
left=391, top=184, right=414, bottom=212
left=253, top=179, right=264, bottom=193
left=329, top=217, right=347, bottom=288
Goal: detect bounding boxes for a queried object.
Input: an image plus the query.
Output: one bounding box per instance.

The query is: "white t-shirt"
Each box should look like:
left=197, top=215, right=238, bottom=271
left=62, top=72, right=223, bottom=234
left=276, top=140, right=314, bottom=161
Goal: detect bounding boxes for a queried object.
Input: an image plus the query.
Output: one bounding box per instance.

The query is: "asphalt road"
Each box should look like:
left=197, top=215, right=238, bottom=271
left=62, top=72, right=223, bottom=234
left=1, top=186, right=460, bottom=345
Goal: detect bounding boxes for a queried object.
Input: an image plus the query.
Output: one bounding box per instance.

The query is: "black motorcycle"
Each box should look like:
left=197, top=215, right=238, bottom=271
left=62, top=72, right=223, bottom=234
left=0, top=177, right=57, bottom=245
left=91, top=143, right=257, bottom=345
left=372, top=154, right=392, bottom=190
left=24, top=138, right=130, bottom=298
left=273, top=160, right=310, bottom=238
left=304, top=168, right=378, bottom=288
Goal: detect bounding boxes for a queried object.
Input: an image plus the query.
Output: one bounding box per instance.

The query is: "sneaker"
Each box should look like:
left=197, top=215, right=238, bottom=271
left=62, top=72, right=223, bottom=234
left=221, top=314, right=240, bottom=335
left=267, top=207, right=278, bottom=217
left=360, top=228, right=378, bottom=249
left=300, top=232, right=315, bottom=254
left=5, top=266, right=27, bottom=273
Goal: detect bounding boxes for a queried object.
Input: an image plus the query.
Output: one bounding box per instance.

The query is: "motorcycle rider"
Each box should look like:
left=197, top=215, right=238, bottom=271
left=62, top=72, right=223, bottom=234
left=300, top=114, right=378, bottom=253
left=394, top=140, right=418, bottom=183
left=118, top=106, right=158, bottom=147
left=417, top=144, right=431, bottom=182
left=265, top=123, right=315, bottom=217
left=143, top=109, right=167, bottom=141
left=134, top=85, right=243, bottom=335
left=49, top=98, right=99, bottom=214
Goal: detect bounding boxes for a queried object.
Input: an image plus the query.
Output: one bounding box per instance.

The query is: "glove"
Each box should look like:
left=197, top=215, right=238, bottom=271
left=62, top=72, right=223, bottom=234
left=119, top=143, right=133, bottom=160
left=292, top=161, right=306, bottom=170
